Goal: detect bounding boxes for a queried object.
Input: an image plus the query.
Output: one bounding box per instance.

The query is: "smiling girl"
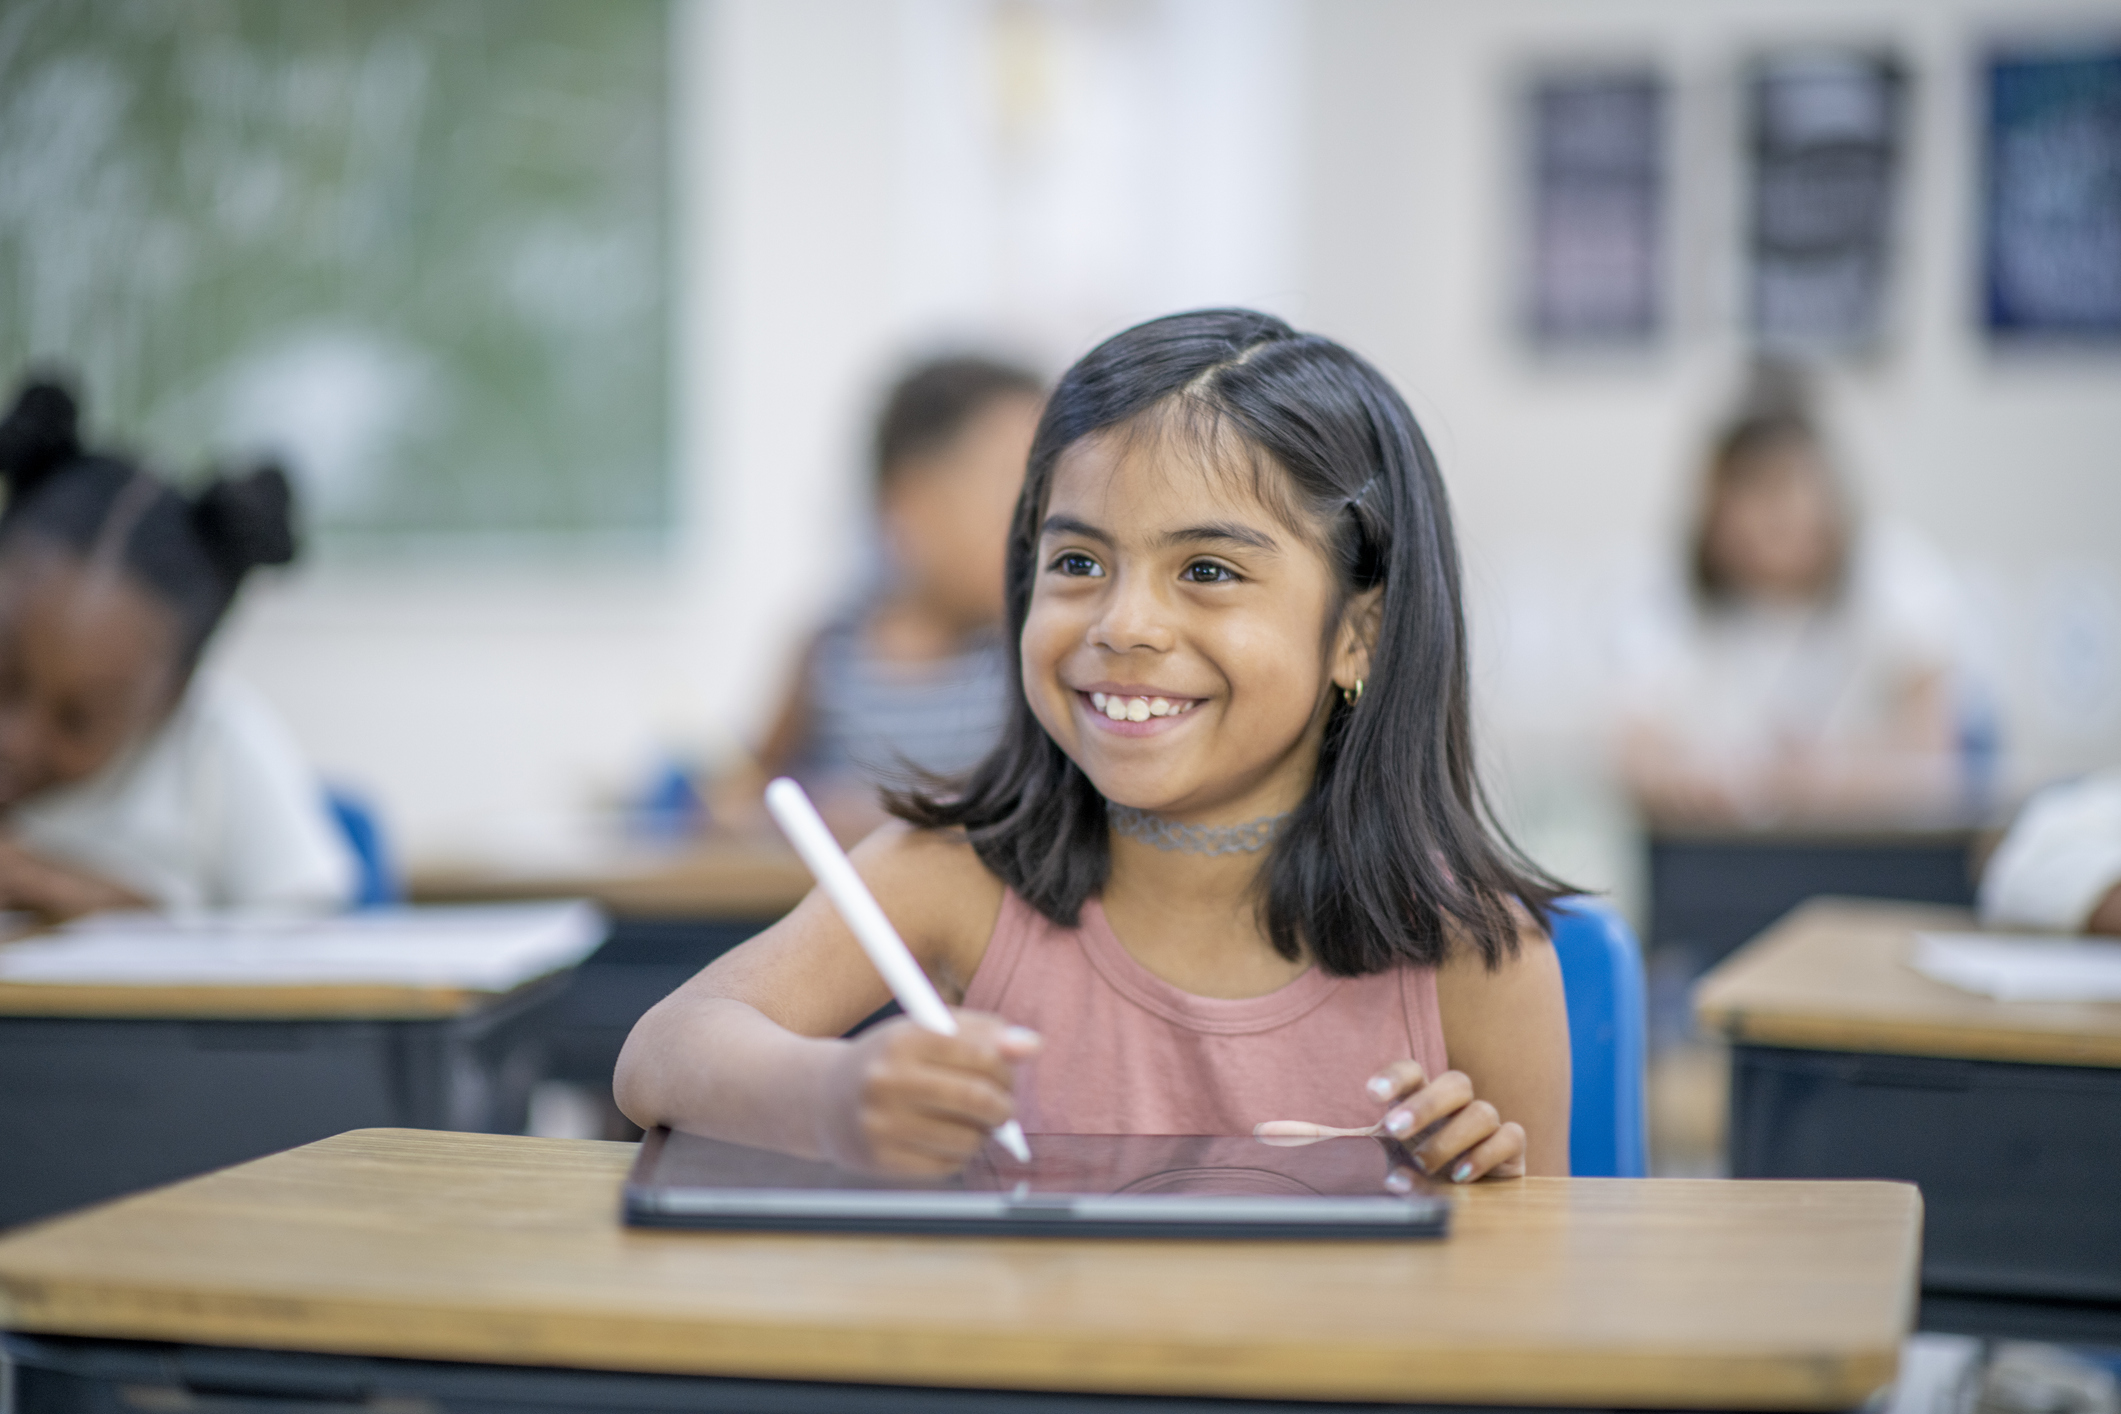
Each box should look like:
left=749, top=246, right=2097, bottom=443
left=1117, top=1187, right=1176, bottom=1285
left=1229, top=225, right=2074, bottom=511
left=617, top=310, right=1573, bottom=1181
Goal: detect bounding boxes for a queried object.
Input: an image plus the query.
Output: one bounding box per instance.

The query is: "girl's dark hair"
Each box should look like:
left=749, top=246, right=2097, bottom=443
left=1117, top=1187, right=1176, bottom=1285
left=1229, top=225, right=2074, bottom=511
left=873, top=355, right=1043, bottom=489
left=1690, top=363, right=1851, bottom=605
left=890, top=309, right=1568, bottom=973
left=0, top=374, right=298, bottom=669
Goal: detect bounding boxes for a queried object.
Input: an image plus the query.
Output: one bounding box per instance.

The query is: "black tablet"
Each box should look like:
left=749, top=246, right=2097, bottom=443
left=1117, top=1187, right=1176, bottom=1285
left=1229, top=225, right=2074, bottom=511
left=623, top=1128, right=1450, bottom=1240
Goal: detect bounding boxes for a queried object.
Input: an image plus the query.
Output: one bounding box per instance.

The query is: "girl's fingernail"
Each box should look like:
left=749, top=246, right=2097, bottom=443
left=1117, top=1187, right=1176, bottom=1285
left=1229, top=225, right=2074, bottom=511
left=1385, top=1170, right=1415, bottom=1194
left=1452, top=1162, right=1474, bottom=1184
left=1366, top=1075, right=1393, bottom=1100
left=1385, top=1109, right=1414, bottom=1137
left=1002, top=1026, right=1042, bottom=1049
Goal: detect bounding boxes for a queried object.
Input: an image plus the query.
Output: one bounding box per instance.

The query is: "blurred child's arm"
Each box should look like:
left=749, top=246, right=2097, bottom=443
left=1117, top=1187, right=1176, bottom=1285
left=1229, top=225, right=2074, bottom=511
left=613, top=822, right=1028, bottom=1174
left=0, top=837, right=151, bottom=920
left=1373, top=918, right=1572, bottom=1181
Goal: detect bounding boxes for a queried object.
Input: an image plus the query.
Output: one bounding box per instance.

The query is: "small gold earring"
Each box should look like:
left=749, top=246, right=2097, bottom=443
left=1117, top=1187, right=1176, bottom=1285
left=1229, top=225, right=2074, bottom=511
left=1341, top=678, right=1365, bottom=706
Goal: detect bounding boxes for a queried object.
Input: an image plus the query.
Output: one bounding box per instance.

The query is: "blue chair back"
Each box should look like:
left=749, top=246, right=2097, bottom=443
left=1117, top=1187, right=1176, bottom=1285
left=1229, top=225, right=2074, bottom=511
left=1548, top=896, right=1649, bottom=1177
left=326, top=788, right=401, bottom=909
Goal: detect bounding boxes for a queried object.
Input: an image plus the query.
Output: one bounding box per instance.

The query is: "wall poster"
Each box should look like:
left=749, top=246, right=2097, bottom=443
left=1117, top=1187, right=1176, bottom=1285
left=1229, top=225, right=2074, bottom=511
left=1747, top=52, right=1906, bottom=353
left=1984, top=46, right=2121, bottom=341
left=1524, top=70, right=1666, bottom=346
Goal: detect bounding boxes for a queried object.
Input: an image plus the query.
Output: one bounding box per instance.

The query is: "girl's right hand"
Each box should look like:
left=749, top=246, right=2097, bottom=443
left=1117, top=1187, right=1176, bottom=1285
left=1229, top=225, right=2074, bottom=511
left=818, top=1011, right=1040, bottom=1175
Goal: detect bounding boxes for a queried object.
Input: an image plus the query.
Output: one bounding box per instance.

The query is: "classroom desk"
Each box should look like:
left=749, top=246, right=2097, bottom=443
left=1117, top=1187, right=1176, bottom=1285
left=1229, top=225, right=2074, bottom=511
left=1695, top=898, right=2121, bottom=1344
left=1649, top=826, right=1978, bottom=974
left=0, top=971, right=567, bottom=1231
left=408, top=835, right=813, bottom=919
left=0, top=1128, right=1922, bottom=1413
left=409, top=836, right=814, bottom=1102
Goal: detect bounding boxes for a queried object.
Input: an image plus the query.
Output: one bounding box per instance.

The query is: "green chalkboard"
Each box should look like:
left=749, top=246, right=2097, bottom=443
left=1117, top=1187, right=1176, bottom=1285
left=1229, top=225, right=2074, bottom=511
left=0, top=0, right=671, bottom=550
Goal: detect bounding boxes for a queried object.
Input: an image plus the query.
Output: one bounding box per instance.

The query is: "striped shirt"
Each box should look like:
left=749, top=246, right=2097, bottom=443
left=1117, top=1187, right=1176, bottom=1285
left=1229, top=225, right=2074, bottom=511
left=793, top=614, right=1013, bottom=792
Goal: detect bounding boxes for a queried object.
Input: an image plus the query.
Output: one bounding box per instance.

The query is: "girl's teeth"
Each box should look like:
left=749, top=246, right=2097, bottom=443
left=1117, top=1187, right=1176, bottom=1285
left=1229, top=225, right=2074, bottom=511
left=1087, top=692, right=1195, bottom=721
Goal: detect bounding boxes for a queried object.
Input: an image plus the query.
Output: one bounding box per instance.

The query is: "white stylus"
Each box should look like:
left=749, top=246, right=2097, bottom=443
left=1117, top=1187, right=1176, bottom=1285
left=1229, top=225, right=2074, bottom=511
left=764, top=777, right=1033, bottom=1164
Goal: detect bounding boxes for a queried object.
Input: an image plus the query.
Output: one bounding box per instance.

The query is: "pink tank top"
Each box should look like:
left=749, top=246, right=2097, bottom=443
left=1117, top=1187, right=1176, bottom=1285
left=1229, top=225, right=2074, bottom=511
left=962, top=890, right=1449, bottom=1136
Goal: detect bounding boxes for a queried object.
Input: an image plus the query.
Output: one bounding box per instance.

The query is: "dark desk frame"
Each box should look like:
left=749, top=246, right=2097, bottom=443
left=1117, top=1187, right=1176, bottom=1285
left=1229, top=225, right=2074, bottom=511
left=0, top=1332, right=1866, bottom=1414
left=0, top=977, right=567, bottom=1230
left=1651, top=831, right=1976, bottom=972
left=1728, top=1043, right=2121, bottom=1345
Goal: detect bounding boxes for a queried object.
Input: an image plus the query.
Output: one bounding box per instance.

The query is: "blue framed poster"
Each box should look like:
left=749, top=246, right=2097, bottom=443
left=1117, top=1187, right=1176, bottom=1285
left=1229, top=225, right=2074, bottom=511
left=1985, top=47, right=2121, bottom=340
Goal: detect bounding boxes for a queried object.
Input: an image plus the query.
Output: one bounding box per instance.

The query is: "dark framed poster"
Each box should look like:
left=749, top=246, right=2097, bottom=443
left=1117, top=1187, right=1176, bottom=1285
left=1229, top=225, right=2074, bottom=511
left=1523, top=70, right=1666, bottom=346
left=1747, top=51, right=1906, bottom=353
left=1984, top=46, right=2121, bottom=341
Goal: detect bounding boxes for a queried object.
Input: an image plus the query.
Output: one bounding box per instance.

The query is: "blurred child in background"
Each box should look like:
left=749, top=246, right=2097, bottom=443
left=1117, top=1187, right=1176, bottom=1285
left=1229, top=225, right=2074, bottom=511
left=0, top=376, right=354, bottom=917
left=715, top=355, right=1043, bottom=839
left=1619, top=368, right=1966, bottom=828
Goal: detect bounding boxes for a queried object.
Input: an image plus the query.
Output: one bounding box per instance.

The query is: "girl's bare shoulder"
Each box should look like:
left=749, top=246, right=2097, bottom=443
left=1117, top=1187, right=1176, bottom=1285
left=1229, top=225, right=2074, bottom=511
left=849, top=819, right=1009, bottom=972
left=1435, top=903, right=1559, bottom=992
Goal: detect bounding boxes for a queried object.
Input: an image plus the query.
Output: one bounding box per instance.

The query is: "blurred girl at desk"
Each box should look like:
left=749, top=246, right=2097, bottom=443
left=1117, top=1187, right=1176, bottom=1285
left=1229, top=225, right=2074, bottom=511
left=714, top=355, right=1044, bottom=841
left=0, top=377, right=354, bottom=918
left=1619, top=370, right=1966, bottom=829
left=622, top=310, right=1572, bottom=1182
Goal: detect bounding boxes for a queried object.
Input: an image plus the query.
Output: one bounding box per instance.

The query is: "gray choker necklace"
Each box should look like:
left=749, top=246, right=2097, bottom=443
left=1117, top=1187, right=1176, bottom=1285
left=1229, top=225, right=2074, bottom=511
left=1108, top=804, right=1289, bottom=856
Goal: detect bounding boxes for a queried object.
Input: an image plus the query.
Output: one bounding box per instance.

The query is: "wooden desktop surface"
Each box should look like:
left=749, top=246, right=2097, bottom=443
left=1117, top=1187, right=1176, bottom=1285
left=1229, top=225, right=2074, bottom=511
left=409, top=835, right=812, bottom=920
left=0, top=1128, right=1919, bottom=1408
left=0, top=977, right=511, bottom=1020
left=1694, top=898, right=2121, bottom=1068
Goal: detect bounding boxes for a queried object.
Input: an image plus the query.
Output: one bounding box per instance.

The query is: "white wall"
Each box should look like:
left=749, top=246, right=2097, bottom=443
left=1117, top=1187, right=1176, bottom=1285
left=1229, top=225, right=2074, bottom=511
left=214, top=0, right=2121, bottom=868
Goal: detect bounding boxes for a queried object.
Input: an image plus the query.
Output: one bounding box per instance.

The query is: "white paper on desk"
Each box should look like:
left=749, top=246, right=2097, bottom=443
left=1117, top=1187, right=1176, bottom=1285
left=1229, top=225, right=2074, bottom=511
left=1911, top=932, right=2121, bottom=1003
left=0, top=901, right=607, bottom=991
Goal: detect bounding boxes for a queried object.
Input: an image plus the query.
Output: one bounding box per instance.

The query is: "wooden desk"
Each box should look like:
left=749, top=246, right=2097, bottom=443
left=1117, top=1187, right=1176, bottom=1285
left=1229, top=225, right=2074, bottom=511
left=1695, top=898, right=2121, bottom=1068
left=0, top=973, right=566, bottom=1231
left=409, top=835, right=812, bottom=920
left=1695, top=900, right=2121, bottom=1341
left=0, top=1129, right=1920, bottom=1412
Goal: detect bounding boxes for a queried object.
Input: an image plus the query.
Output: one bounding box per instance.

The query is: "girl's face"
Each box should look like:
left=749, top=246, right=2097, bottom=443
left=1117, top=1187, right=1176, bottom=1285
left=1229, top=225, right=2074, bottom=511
left=0, top=549, right=182, bottom=812
left=1021, top=423, right=1374, bottom=825
left=1707, top=442, right=1841, bottom=603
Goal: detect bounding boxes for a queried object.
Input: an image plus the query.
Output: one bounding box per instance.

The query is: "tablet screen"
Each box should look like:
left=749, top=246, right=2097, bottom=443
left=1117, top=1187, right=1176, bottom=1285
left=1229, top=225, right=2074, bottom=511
left=625, top=1129, right=1450, bottom=1239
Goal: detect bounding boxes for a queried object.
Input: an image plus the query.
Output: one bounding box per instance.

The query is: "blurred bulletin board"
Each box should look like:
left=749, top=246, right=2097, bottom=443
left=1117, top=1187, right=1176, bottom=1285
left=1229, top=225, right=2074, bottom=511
left=1524, top=71, right=1666, bottom=346
left=1984, top=46, right=2121, bottom=341
left=0, top=0, right=671, bottom=551
left=1747, top=52, right=1905, bottom=354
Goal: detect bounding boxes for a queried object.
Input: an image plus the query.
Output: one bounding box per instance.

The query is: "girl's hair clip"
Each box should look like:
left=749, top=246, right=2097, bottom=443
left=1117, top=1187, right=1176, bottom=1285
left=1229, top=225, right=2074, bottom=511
left=1343, top=476, right=1381, bottom=512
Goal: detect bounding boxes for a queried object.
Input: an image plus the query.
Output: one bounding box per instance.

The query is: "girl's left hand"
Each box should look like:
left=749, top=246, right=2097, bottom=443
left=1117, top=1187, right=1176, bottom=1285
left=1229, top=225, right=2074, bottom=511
left=1366, top=1060, right=1526, bottom=1183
